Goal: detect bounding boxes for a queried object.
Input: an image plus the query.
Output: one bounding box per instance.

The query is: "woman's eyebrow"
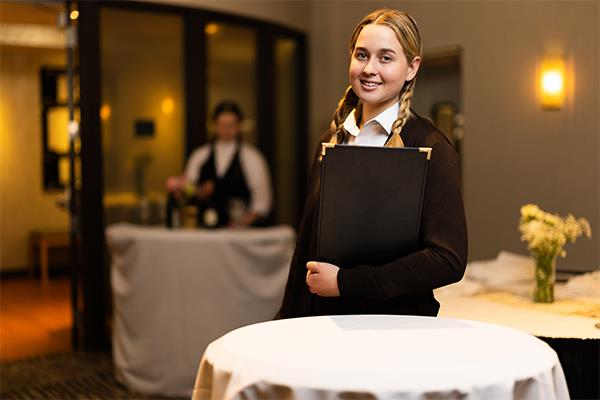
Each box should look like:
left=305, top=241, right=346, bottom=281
left=355, top=46, right=397, bottom=54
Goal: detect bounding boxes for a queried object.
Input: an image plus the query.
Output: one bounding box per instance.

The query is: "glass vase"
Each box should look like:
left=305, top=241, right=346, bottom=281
left=533, top=252, right=557, bottom=303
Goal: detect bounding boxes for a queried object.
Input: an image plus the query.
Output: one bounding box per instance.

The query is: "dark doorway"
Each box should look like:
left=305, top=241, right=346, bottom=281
left=412, top=46, right=463, bottom=164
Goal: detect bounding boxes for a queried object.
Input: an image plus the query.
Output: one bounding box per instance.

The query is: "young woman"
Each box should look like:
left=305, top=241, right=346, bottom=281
left=277, top=9, right=467, bottom=318
left=166, top=101, right=272, bottom=227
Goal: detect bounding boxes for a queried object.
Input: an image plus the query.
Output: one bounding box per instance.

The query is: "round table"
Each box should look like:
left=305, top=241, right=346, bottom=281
left=192, top=315, right=569, bottom=400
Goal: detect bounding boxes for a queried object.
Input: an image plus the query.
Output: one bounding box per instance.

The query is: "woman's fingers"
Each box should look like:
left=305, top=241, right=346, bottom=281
left=306, top=262, right=318, bottom=285
left=306, top=261, right=319, bottom=273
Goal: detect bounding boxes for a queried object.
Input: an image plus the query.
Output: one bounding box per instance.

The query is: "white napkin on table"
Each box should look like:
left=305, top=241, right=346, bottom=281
left=563, top=270, right=600, bottom=300
left=464, top=251, right=535, bottom=287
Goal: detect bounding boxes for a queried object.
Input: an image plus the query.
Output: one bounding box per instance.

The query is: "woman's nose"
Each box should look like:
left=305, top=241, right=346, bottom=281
left=362, top=58, right=377, bottom=75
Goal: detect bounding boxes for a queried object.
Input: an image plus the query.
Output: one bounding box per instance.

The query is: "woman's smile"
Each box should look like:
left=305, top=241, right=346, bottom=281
left=360, top=79, right=382, bottom=90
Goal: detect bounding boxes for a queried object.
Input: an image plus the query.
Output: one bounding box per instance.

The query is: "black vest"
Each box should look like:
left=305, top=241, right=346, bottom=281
left=196, top=140, right=251, bottom=227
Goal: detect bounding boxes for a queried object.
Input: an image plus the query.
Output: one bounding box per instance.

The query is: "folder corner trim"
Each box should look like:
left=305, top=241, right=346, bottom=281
left=418, top=147, right=432, bottom=160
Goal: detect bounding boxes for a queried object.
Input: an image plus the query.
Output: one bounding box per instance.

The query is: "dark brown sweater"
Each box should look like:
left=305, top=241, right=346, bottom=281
left=277, top=111, right=468, bottom=318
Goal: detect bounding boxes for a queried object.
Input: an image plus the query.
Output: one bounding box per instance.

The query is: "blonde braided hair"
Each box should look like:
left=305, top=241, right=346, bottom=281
left=387, top=79, right=416, bottom=148
left=328, top=9, right=422, bottom=147
left=328, top=85, right=360, bottom=145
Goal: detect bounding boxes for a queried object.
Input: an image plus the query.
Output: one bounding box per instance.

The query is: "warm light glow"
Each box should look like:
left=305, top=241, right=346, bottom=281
left=161, top=97, right=175, bottom=115
left=100, top=104, right=111, bottom=120
left=205, top=23, right=219, bottom=35
left=540, top=56, right=566, bottom=110
left=69, top=10, right=79, bottom=20
left=542, top=71, right=563, bottom=94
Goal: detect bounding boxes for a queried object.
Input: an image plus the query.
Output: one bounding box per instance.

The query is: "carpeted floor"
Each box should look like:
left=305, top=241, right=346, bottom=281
left=0, top=352, right=186, bottom=400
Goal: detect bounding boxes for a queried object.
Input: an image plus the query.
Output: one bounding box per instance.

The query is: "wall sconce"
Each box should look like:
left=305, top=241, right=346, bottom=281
left=205, top=23, right=219, bottom=35
left=161, top=97, right=175, bottom=115
left=100, top=104, right=111, bottom=121
left=539, top=55, right=566, bottom=110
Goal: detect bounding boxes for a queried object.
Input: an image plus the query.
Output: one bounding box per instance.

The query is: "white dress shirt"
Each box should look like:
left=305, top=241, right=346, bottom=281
left=184, top=140, right=272, bottom=217
left=342, top=101, right=399, bottom=146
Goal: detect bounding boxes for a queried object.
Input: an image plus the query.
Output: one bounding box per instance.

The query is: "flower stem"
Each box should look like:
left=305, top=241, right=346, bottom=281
left=533, top=252, right=557, bottom=303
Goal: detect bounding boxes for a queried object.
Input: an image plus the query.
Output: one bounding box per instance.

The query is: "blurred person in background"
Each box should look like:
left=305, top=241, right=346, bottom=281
left=166, top=101, right=272, bottom=228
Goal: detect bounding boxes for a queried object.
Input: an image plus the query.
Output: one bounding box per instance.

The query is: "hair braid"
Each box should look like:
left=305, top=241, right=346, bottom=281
left=385, top=79, right=416, bottom=148
left=328, top=86, right=360, bottom=144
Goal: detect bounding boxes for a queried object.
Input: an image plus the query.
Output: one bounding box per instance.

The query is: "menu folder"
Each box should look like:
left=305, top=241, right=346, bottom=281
left=316, top=144, right=431, bottom=268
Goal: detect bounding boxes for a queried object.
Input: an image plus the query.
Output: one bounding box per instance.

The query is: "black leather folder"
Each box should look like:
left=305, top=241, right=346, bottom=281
left=316, top=144, right=431, bottom=268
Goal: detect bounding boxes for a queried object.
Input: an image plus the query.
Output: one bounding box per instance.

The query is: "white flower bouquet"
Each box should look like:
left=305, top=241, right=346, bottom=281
left=518, top=204, right=591, bottom=302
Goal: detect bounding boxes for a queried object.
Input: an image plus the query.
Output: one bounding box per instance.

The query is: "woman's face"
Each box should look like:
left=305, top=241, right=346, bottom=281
left=214, top=111, right=241, bottom=141
left=349, top=24, right=420, bottom=115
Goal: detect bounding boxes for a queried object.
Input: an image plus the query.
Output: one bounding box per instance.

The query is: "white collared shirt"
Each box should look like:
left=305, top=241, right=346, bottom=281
left=184, top=140, right=272, bottom=216
left=342, top=101, right=399, bottom=146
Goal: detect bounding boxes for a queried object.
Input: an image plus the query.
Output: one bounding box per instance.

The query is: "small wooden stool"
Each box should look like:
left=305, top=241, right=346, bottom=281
left=29, top=231, right=70, bottom=285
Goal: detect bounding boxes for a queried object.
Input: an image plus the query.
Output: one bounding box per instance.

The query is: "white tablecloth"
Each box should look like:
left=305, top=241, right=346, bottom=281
left=192, top=315, right=569, bottom=400
left=106, top=223, right=295, bottom=397
left=438, top=293, right=600, bottom=339
left=435, top=253, right=600, bottom=339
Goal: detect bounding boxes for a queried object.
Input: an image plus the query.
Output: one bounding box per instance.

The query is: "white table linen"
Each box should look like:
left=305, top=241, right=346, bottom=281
left=192, top=315, right=569, bottom=400
left=106, top=223, right=295, bottom=397
left=438, top=293, right=600, bottom=339
left=436, top=253, right=600, bottom=339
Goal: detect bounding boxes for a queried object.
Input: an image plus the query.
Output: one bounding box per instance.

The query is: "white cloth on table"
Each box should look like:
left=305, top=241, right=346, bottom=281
left=435, top=253, right=600, bottom=339
left=438, top=294, right=600, bottom=339
left=106, top=223, right=294, bottom=397
left=564, top=270, right=600, bottom=300
left=464, top=250, right=535, bottom=287
left=434, top=251, right=534, bottom=298
left=192, top=315, right=569, bottom=400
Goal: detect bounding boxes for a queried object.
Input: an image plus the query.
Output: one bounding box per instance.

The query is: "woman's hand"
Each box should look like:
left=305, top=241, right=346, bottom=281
left=305, top=261, right=340, bottom=297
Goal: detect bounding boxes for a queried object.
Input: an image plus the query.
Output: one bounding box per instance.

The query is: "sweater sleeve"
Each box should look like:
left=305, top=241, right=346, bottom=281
left=337, top=137, right=468, bottom=300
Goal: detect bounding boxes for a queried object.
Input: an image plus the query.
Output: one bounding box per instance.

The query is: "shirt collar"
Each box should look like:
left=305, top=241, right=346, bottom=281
left=342, top=101, right=400, bottom=137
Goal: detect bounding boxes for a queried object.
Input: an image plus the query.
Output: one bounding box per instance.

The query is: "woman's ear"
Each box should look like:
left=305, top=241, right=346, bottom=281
left=406, top=56, right=421, bottom=82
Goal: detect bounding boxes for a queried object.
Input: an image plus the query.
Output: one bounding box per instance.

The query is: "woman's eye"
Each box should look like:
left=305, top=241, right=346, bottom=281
left=355, top=52, right=368, bottom=60
left=380, top=55, right=392, bottom=63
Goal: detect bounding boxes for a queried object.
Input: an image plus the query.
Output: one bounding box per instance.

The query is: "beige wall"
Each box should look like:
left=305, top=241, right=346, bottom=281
left=308, top=1, right=599, bottom=270
left=145, top=0, right=310, bottom=32
left=0, top=45, right=69, bottom=271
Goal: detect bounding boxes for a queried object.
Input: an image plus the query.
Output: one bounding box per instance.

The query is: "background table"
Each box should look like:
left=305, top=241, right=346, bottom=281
left=28, top=230, right=70, bottom=284
left=106, top=223, right=295, bottom=397
left=437, top=290, right=600, bottom=399
left=193, top=315, right=569, bottom=400
left=437, top=292, right=600, bottom=339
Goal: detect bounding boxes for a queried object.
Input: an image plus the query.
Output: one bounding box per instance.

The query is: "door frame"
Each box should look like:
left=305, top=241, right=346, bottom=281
left=77, top=0, right=308, bottom=350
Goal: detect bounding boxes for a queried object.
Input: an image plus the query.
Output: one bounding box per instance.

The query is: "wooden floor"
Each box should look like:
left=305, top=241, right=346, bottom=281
left=0, top=275, right=71, bottom=361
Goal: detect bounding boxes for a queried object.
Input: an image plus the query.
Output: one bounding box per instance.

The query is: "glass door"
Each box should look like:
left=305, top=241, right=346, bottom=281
left=100, top=7, right=184, bottom=225
left=205, top=22, right=257, bottom=144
